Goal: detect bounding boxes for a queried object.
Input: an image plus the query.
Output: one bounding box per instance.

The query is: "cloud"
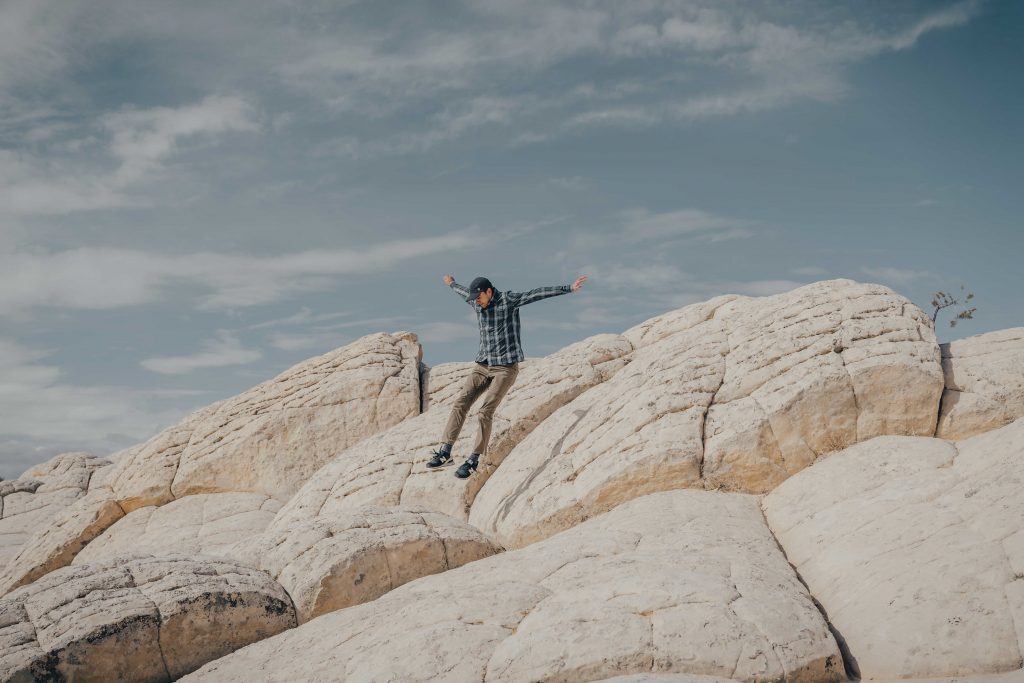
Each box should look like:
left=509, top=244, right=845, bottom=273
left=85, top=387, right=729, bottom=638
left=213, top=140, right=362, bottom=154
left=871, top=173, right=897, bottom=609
left=102, top=95, right=259, bottom=185
left=416, top=321, right=479, bottom=344
left=0, top=335, right=211, bottom=476
left=620, top=208, right=753, bottom=243
left=140, top=330, right=261, bottom=374
left=0, top=95, right=259, bottom=216
left=860, top=266, right=935, bottom=284
left=791, top=266, right=828, bottom=277
left=0, top=230, right=477, bottom=316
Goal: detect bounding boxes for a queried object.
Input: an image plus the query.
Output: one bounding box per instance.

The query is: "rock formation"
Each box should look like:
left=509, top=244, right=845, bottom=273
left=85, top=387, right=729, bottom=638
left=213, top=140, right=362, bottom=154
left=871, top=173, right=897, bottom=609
left=1, top=279, right=1022, bottom=682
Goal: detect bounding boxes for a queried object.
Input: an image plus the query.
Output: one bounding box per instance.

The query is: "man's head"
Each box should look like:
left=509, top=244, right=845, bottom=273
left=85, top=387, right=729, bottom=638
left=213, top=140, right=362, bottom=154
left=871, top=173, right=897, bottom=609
left=467, top=276, right=494, bottom=308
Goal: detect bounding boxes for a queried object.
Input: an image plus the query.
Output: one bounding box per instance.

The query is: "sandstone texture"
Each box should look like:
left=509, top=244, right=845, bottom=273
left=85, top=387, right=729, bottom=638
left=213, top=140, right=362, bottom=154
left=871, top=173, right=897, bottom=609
left=471, top=280, right=942, bottom=548
left=111, top=331, right=422, bottom=508
left=0, top=453, right=111, bottom=570
left=228, top=505, right=500, bottom=623
left=183, top=490, right=843, bottom=683
left=72, top=492, right=282, bottom=566
left=0, top=554, right=295, bottom=682
left=272, top=333, right=633, bottom=526
left=936, top=328, right=1024, bottom=440
left=763, top=418, right=1024, bottom=680
left=0, top=332, right=420, bottom=596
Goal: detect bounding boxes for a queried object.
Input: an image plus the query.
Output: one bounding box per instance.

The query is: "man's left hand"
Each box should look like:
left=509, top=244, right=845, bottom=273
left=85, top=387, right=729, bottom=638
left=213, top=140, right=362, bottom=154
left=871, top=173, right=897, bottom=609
left=571, top=275, right=588, bottom=292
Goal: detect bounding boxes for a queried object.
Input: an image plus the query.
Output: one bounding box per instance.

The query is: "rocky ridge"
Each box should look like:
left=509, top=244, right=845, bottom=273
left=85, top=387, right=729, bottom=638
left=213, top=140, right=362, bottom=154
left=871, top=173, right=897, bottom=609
left=0, top=279, right=1022, bottom=682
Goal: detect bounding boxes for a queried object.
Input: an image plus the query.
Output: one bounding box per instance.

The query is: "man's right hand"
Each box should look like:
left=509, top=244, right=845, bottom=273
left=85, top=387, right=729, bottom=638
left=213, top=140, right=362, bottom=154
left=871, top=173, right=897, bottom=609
left=443, top=274, right=454, bottom=285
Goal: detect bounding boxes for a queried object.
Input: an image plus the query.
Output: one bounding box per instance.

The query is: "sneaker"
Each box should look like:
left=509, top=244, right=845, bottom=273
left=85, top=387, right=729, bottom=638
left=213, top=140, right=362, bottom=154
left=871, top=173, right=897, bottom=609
left=454, top=456, right=479, bottom=479
left=426, top=449, right=453, bottom=468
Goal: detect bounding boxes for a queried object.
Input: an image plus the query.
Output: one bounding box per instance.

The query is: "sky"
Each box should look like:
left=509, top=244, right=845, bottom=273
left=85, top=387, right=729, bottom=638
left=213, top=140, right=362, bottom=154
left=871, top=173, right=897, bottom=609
left=1, top=0, right=1021, bottom=479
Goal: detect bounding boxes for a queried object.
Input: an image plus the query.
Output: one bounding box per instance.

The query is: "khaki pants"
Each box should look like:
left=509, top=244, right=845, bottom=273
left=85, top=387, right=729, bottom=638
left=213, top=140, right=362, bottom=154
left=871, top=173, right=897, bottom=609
left=441, top=362, right=519, bottom=456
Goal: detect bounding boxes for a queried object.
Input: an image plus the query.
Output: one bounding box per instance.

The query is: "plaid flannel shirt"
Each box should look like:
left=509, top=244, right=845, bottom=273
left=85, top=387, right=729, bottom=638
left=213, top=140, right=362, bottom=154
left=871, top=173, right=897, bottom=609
left=450, top=281, right=572, bottom=365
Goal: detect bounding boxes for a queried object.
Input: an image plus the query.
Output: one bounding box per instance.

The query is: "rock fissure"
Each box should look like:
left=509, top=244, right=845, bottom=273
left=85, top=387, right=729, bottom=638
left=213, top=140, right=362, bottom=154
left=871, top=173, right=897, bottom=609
left=756, top=497, right=855, bottom=680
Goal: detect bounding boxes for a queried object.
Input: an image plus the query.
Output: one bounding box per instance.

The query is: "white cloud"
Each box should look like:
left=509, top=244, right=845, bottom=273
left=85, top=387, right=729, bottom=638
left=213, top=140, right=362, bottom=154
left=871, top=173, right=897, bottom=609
left=860, top=266, right=935, bottom=284
left=620, top=208, right=753, bottom=243
left=0, top=335, right=211, bottom=476
left=791, top=266, right=828, bottom=277
left=0, top=95, right=259, bottom=216
left=102, top=95, right=258, bottom=185
left=0, top=230, right=477, bottom=316
left=140, top=330, right=261, bottom=374
left=417, top=321, right=479, bottom=344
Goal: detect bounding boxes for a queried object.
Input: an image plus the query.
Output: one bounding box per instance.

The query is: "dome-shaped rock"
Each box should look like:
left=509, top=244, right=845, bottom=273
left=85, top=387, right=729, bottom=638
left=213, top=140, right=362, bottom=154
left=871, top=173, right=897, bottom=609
left=227, top=505, right=500, bottom=623
left=936, top=327, right=1024, bottom=440
left=182, top=490, right=844, bottom=683
left=0, top=554, right=295, bottom=682
left=763, top=417, right=1024, bottom=680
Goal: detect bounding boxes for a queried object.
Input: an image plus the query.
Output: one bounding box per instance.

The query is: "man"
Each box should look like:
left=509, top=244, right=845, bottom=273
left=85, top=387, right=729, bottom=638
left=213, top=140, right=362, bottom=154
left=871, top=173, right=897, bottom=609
left=426, top=273, right=588, bottom=478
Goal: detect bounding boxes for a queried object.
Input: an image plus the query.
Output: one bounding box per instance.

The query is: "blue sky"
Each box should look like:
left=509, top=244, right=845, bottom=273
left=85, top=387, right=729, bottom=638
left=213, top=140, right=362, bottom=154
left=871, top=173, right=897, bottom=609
left=1, top=0, right=1021, bottom=478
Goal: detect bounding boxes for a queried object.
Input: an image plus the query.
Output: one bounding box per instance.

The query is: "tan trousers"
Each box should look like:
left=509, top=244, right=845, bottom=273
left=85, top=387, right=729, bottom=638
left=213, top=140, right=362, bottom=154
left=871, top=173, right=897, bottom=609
left=441, top=362, right=520, bottom=455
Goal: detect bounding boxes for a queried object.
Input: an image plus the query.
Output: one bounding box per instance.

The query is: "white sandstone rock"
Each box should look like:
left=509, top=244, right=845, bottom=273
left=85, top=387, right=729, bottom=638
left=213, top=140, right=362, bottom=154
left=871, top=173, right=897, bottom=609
left=1, top=332, right=421, bottom=594
left=936, top=327, right=1024, bottom=439
left=763, top=418, right=1024, bottom=680
left=72, top=492, right=281, bottom=566
left=472, top=280, right=943, bottom=548
left=228, top=505, right=500, bottom=623
left=182, top=490, right=844, bottom=683
left=110, top=331, right=422, bottom=509
left=0, top=453, right=111, bottom=571
left=272, top=333, right=633, bottom=526
left=0, top=554, right=295, bottom=682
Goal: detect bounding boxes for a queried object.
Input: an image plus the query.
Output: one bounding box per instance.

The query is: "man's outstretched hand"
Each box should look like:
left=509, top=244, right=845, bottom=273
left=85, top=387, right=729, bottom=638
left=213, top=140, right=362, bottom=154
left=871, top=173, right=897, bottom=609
left=571, top=275, right=588, bottom=292
left=443, top=274, right=454, bottom=285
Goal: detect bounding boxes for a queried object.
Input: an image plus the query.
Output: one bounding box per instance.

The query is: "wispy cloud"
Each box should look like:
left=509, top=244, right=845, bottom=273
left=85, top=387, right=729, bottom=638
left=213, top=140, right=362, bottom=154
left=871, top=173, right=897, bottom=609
left=140, top=330, right=261, bottom=374
left=620, top=208, right=754, bottom=244
left=0, top=231, right=478, bottom=316
left=0, top=95, right=259, bottom=216
left=103, top=94, right=258, bottom=185
left=0, top=335, right=210, bottom=476
left=861, top=266, right=936, bottom=284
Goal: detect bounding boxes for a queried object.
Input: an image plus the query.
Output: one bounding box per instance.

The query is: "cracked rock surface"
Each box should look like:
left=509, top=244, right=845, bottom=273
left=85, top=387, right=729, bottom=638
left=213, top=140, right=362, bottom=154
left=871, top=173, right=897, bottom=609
left=0, top=554, right=295, bottom=682
left=0, top=332, right=420, bottom=596
left=112, top=331, right=423, bottom=509
left=271, top=333, right=632, bottom=526
left=763, top=418, right=1024, bottom=680
left=471, top=280, right=942, bottom=549
left=936, top=327, right=1024, bottom=440
left=182, top=490, right=843, bottom=683
left=0, top=452, right=111, bottom=570
left=226, top=505, right=500, bottom=623
left=71, top=492, right=282, bottom=566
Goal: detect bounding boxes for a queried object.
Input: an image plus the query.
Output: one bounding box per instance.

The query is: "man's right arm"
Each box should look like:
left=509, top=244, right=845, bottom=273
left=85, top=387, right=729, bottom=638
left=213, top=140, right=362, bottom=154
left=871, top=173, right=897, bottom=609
left=445, top=276, right=473, bottom=305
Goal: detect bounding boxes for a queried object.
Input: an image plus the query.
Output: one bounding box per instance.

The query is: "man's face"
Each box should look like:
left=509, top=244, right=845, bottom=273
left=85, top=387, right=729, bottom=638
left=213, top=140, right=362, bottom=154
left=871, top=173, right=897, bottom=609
left=475, top=288, right=493, bottom=308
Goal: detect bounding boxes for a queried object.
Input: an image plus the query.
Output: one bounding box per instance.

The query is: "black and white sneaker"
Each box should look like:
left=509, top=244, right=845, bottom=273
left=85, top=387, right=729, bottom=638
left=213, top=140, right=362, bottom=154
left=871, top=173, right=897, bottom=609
left=426, top=449, right=453, bottom=468
left=454, top=456, right=479, bottom=479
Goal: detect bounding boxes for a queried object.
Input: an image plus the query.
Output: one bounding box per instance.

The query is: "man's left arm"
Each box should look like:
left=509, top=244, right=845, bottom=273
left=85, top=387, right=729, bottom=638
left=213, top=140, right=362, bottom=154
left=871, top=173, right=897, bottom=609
left=508, top=285, right=572, bottom=307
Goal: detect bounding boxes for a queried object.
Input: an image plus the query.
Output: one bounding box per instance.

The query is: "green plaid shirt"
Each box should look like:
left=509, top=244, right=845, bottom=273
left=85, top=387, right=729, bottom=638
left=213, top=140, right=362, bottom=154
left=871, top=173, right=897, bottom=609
left=450, top=282, right=571, bottom=365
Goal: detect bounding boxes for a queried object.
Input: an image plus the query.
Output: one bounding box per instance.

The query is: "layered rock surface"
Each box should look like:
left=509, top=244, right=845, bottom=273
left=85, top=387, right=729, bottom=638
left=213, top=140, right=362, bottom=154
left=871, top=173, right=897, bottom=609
left=0, top=332, right=421, bottom=595
left=271, top=333, right=632, bottom=526
left=227, top=505, right=500, bottom=623
left=763, top=418, right=1024, bottom=680
left=110, top=331, right=422, bottom=508
left=936, top=328, right=1024, bottom=440
left=0, top=554, right=295, bottom=682
left=471, top=280, right=943, bottom=548
left=0, top=452, right=111, bottom=570
left=184, top=490, right=844, bottom=683
left=71, top=492, right=282, bottom=566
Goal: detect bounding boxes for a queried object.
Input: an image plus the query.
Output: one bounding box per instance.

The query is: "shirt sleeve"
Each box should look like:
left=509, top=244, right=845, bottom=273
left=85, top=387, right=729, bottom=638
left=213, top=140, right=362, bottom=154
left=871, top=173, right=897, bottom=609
left=449, top=281, right=474, bottom=305
left=507, top=285, right=572, bottom=307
